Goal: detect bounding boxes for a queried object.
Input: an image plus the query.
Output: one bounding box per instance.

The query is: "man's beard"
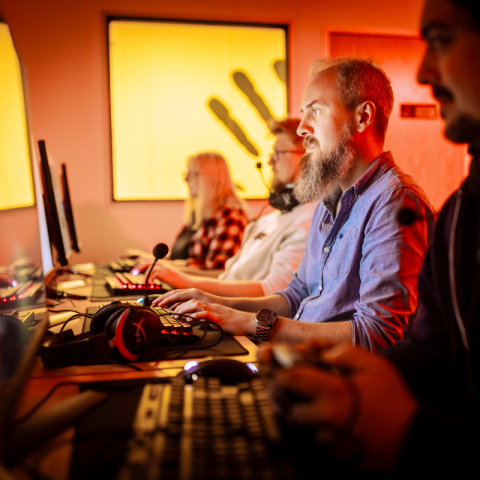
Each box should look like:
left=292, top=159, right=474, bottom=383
left=433, top=85, right=480, bottom=154
left=294, top=122, right=356, bottom=203
left=444, top=115, right=480, bottom=155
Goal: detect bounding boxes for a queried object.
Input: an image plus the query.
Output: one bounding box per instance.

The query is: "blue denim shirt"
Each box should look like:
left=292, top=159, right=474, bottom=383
left=278, top=152, right=434, bottom=352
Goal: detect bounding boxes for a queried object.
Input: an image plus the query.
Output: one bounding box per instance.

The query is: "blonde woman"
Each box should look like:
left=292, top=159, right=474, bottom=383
left=173, top=152, right=248, bottom=271
left=133, top=152, right=248, bottom=278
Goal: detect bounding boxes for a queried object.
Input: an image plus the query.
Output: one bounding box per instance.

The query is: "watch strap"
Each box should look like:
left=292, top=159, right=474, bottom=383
left=255, top=323, right=270, bottom=342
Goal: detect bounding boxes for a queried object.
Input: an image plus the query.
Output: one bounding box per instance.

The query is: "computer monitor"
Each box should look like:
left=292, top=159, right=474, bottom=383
left=0, top=19, right=50, bottom=466
left=37, top=140, right=72, bottom=266
left=61, top=163, right=81, bottom=253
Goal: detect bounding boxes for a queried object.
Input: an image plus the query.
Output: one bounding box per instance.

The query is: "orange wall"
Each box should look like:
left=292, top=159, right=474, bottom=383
left=0, top=0, right=444, bottom=264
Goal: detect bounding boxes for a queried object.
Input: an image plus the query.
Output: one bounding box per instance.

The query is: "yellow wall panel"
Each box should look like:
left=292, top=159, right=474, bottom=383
left=0, top=23, right=34, bottom=210
left=109, top=20, right=287, bottom=200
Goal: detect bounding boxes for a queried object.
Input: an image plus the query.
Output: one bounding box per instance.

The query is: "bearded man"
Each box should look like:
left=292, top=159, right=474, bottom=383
left=154, top=56, right=434, bottom=352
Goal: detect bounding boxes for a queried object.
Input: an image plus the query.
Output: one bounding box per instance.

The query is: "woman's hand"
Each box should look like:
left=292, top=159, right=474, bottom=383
left=147, top=266, right=193, bottom=289
left=153, top=288, right=228, bottom=308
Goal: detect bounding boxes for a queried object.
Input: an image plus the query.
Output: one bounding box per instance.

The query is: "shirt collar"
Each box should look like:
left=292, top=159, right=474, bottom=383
left=352, top=151, right=393, bottom=197
left=322, top=151, right=393, bottom=215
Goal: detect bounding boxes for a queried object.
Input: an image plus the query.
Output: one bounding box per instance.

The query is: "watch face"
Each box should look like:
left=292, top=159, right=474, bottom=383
left=257, top=309, right=278, bottom=325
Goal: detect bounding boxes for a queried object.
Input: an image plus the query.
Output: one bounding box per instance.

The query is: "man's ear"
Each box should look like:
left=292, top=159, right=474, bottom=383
left=354, top=101, right=376, bottom=133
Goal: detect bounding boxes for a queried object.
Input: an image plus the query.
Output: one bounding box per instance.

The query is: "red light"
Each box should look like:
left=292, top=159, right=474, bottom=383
left=123, top=285, right=127, bottom=289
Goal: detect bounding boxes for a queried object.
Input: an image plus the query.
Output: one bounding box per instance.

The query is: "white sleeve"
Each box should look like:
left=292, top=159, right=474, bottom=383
left=259, top=206, right=315, bottom=296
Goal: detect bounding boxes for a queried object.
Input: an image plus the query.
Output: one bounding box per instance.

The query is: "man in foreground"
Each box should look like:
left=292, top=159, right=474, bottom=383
left=259, top=0, right=480, bottom=474
left=142, top=118, right=317, bottom=297
left=156, top=57, right=434, bottom=352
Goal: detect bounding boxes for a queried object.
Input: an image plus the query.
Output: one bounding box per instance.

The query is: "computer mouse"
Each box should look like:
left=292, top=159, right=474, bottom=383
left=179, top=358, right=258, bottom=385
left=0, top=274, right=13, bottom=288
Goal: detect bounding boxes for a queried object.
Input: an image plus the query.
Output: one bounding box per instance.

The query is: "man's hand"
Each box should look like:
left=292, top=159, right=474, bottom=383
left=259, top=343, right=419, bottom=472
left=167, top=300, right=256, bottom=336
left=153, top=288, right=256, bottom=335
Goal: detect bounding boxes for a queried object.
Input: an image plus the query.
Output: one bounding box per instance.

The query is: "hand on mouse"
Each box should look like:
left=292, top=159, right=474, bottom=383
left=258, top=341, right=419, bottom=471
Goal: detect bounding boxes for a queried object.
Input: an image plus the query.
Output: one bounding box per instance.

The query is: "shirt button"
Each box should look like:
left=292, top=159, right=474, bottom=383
left=319, top=285, right=323, bottom=291
left=357, top=194, right=362, bottom=199
left=324, top=247, right=330, bottom=253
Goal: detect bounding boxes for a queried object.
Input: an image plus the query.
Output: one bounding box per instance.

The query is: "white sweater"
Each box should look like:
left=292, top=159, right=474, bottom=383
left=219, top=202, right=317, bottom=296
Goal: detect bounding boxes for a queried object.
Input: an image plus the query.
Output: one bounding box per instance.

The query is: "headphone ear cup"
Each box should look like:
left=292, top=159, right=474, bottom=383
left=103, top=307, right=127, bottom=339
left=109, top=306, right=162, bottom=361
left=268, top=185, right=299, bottom=212
left=90, top=302, right=126, bottom=334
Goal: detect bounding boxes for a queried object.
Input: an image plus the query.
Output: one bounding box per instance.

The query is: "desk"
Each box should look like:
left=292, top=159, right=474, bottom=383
left=15, top=268, right=258, bottom=480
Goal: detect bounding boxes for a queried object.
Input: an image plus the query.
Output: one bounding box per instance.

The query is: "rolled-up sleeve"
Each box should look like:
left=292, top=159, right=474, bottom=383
left=352, top=186, right=434, bottom=351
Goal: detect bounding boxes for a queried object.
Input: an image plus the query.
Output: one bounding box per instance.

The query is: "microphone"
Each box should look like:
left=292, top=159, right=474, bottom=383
left=143, top=243, right=169, bottom=306
left=256, top=162, right=271, bottom=193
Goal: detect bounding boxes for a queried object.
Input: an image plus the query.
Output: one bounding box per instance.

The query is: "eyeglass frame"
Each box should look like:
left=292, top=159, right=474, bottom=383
left=269, top=150, right=304, bottom=161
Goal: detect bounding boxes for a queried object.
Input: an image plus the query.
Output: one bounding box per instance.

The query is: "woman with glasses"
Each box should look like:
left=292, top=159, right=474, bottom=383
left=169, top=152, right=248, bottom=271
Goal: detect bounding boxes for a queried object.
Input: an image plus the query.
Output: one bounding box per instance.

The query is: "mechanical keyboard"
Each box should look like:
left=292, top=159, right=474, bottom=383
left=109, top=257, right=136, bottom=272
left=118, top=376, right=296, bottom=480
left=105, top=272, right=169, bottom=296
left=0, top=281, right=44, bottom=312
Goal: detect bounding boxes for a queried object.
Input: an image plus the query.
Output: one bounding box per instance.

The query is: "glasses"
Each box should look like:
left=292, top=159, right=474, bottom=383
left=270, top=150, right=304, bottom=161
left=183, top=170, right=200, bottom=179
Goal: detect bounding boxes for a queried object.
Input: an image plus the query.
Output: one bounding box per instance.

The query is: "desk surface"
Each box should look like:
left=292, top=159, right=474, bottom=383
left=15, top=268, right=259, bottom=480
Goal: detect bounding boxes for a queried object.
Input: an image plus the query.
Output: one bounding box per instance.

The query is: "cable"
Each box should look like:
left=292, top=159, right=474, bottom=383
left=47, top=309, right=82, bottom=314
left=59, top=313, right=93, bottom=333
left=13, top=381, right=80, bottom=424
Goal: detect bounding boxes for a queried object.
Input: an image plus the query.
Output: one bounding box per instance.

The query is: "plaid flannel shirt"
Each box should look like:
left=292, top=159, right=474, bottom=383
left=187, top=205, right=248, bottom=270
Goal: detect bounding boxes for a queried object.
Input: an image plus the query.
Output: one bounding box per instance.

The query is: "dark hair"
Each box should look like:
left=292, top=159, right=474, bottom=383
left=309, top=57, right=394, bottom=145
left=450, top=0, right=480, bottom=30
left=271, top=118, right=303, bottom=148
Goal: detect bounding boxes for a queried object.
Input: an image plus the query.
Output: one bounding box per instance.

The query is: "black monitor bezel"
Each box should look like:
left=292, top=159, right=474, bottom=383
left=37, top=140, right=69, bottom=267
left=61, top=163, right=80, bottom=253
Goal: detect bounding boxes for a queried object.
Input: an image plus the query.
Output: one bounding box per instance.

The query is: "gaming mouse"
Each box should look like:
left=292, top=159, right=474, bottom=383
left=0, top=275, right=13, bottom=288
left=179, top=358, right=259, bottom=385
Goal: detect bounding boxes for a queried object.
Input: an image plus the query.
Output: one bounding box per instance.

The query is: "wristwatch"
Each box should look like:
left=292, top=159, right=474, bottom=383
left=254, top=308, right=278, bottom=342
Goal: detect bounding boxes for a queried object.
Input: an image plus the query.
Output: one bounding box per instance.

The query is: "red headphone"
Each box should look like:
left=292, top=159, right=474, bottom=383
left=89, top=302, right=162, bottom=361
left=40, top=302, right=164, bottom=368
